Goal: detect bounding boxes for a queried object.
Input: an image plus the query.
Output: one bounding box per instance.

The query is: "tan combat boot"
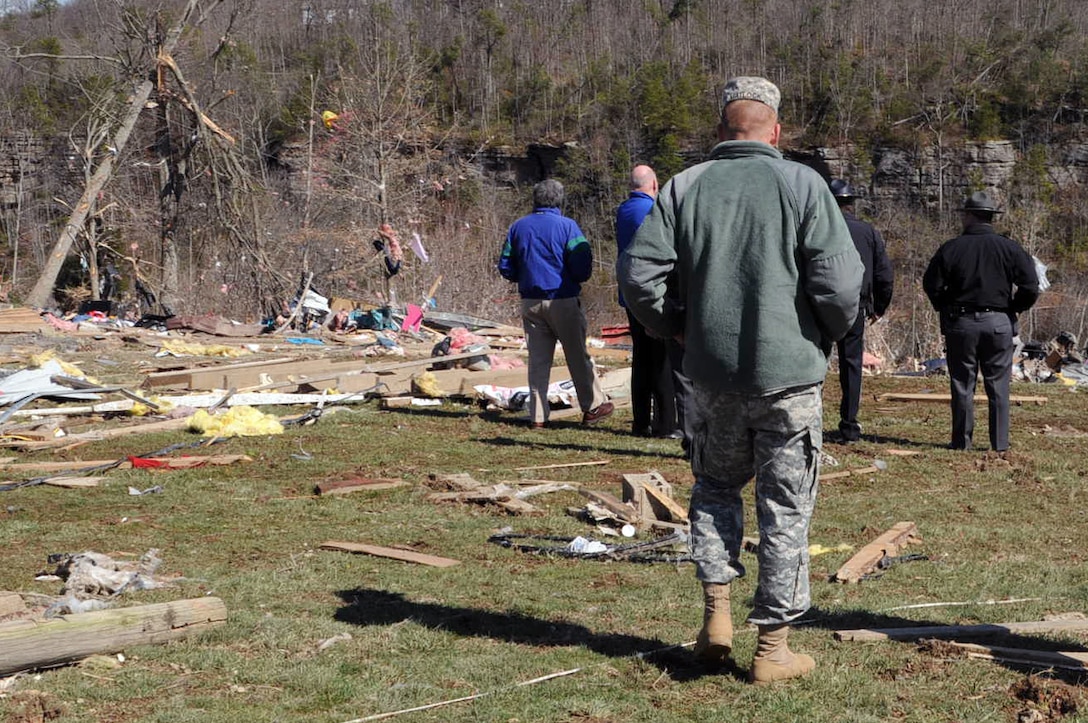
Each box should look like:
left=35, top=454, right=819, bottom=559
left=749, top=624, right=815, bottom=683
left=693, top=582, right=733, bottom=663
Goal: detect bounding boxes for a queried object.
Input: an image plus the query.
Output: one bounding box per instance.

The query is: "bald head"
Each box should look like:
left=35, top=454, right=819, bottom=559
left=629, top=165, right=658, bottom=195
left=718, top=100, right=780, bottom=145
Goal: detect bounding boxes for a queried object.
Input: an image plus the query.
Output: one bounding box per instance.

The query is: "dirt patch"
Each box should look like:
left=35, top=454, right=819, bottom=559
left=4, top=690, right=65, bottom=723
left=917, top=638, right=970, bottom=659
left=1011, top=675, right=1082, bottom=721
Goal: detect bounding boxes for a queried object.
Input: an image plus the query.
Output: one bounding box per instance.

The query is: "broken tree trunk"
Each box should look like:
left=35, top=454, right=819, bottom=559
left=833, top=521, right=920, bottom=583
left=0, top=596, right=227, bottom=676
left=25, top=0, right=204, bottom=310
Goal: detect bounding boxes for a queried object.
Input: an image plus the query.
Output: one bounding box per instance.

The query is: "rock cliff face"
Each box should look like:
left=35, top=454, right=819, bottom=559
left=8, top=134, right=1088, bottom=213
left=0, top=132, right=48, bottom=207
left=807, top=140, right=1088, bottom=211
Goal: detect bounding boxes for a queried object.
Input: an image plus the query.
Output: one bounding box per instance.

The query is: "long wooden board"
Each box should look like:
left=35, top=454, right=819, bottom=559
left=834, top=618, right=1088, bottom=642
left=320, top=541, right=460, bottom=568
left=877, top=393, right=1047, bottom=405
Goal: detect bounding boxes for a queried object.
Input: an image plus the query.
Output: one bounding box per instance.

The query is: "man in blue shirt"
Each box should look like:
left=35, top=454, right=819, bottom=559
left=499, top=179, right=613, bottom=429
left=616, top=165, right=682, bottom=439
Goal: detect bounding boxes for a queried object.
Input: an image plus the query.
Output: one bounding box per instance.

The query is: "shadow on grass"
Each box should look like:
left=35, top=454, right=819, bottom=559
left=333, top=587, right=739, bottom=681
left=801, top=605, right=1088, bottom=684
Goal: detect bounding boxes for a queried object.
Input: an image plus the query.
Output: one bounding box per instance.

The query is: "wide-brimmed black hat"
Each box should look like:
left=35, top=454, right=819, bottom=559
left=829, top=179, right=857, bottom=199
left=961, top=191, right=1003, bottom=214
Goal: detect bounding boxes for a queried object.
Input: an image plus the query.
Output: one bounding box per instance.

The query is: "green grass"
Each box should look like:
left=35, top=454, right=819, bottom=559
left=2, top=370, right=1088, bottom=722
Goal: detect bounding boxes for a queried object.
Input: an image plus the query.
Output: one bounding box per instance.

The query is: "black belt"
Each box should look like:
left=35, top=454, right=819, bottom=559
left=947, top=306, right=1007, bottom=315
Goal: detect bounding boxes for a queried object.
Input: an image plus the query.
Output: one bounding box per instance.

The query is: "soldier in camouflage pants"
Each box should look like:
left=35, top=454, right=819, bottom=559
left=689, top=384, right=822, bottom=626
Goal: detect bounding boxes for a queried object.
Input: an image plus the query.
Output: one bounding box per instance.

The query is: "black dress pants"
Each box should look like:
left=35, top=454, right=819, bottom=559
left=836, top=313, right=866, bottom=440
left=627, top=309, right=676, bottom=435
left=944, top=311, right=1014, bottom=451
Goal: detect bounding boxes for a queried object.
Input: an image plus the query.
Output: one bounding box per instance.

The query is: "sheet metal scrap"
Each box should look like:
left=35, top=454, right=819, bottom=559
left=488, top=530, right=691, bottom=563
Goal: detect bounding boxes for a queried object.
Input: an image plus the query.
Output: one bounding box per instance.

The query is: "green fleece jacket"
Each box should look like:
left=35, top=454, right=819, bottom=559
left=617, top=140, right=863, bottom=394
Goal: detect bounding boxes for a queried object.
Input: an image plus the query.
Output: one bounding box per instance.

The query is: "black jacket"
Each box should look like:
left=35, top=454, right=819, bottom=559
left=843, top=211, right=894, bottom=317
left=922, top=223, right=1039, bottom=314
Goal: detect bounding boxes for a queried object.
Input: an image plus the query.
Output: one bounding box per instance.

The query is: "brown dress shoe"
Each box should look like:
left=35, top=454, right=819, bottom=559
left=582, top=401, right=614, bottom=426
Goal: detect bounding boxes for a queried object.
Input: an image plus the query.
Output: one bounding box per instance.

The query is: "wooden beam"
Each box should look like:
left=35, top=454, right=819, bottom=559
left=820, top=465, right=882, bottom=481
left=834, top=618, right=1088, bottom=642
left=0, top=597, right=227, bottom=676
left=0, top=455, right=252, bottom=473
left=316, top=478, right=408, bottom=496
left=320, top=541, right=460, bottom=568
left=948, top=641, right=1088, bottom=671
left=833, top=521, right=920, bottom=583
left=577, top=489, right=638, bottom=523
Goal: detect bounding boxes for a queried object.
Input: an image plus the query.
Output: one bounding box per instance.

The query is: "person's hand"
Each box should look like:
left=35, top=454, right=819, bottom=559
left=868, top=314, right=881, bottom=325
left=673, top=331, right=685, bottom=347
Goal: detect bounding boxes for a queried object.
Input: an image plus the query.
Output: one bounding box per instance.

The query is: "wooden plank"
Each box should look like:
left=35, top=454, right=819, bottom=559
left=0, top=454, right=252, bottom=473
left=320, top=541, right=460, bottom=568
left=1, top=418, right=193, bottom=451
left=820, top=465, right=881, bottom=481
left=834, top=618, right=1088, bottom=642
left=316, top=478, right=408, bottom=496
left=41, top=477, right=104, bottom=488
left=641, top=481, right=689, bottom=523
left=949, top=641, right=1088, bottom=671
left=834, top=521, right=920, bottom=584
left=0, top=597, right=227, bottom=676
left=877, top=393, right=1047, bottom=405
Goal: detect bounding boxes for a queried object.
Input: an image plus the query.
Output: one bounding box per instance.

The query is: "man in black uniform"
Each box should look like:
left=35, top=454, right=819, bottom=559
left=923, top=191, right=1040, bottom=452
left=829, top=180, right=894, bottom=443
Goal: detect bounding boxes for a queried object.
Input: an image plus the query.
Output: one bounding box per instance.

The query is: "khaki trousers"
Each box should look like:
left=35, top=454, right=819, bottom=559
left=520, top=297, right=606, bottom=424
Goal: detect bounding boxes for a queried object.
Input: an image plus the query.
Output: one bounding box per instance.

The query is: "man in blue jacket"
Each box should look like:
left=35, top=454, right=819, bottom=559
left=499, top=179, right=613, bottom=429
left=616, top=165, right=681, bottom=439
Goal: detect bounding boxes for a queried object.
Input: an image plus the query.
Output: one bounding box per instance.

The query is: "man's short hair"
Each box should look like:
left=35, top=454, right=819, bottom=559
left=533, top=179, right=564, bottom=208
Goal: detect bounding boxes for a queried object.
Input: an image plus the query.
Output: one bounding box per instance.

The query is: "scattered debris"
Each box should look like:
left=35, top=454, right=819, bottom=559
left=49, top=549, right=167, bottom=600
left=425, top=473, right=547, bottom=515
left=317, top=632, right=353, bottom=652
left=488, top=529, right=691, bottom=563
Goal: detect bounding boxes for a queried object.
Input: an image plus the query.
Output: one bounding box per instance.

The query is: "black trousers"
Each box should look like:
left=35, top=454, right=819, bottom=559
left=667, top=338, right=695, bottom=451
left=627, top=309, right=677, bottom=435
left=944, top=311, right=1014, bottom=451
left=835, top=313, right=866, bottom=440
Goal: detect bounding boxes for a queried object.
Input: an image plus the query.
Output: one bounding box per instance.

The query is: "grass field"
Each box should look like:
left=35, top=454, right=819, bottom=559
left=2, top=363, right=1087, bottom=723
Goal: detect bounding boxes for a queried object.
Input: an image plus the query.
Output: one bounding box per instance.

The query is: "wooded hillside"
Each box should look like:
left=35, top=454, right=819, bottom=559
left=2, top=0, right=1088, bottom=362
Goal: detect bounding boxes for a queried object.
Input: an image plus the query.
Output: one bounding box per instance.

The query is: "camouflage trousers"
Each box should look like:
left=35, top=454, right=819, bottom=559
left=688, top=382, right=822, bottom=626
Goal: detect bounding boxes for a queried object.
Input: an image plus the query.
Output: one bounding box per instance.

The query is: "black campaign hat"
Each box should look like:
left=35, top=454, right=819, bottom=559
left=829, top=179, right=857, bottom=199
left=961, top=191, right=1003, bottom=214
